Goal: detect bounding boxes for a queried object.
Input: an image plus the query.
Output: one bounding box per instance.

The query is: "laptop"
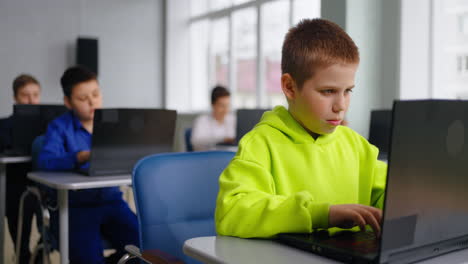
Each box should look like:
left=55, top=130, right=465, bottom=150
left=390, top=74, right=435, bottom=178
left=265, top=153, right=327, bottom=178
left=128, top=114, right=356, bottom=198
left=4, top=104, right=67, bottom=156
left=277, top=100, right=468, bottom=263
left=368, top=110, right=392, bottom=160
left=80, top=108, right=177, bottom=176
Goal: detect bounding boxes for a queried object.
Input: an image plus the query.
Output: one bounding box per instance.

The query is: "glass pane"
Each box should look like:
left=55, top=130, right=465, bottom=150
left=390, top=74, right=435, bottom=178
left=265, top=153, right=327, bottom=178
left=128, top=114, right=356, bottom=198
left=210, top=18, right=229, bottom=87
left=190, top=0, right=209, bottom=17
left=210, top=0, right=232, bottom=11
left=232, top=7, right=257, bottom=108
left=293, top=0, right=321, bottom=24
left=432, top=0, right=468, bottom=99
left=261, top=0, right=289, bottom=108
left=190, top=20, right=210, bottom=110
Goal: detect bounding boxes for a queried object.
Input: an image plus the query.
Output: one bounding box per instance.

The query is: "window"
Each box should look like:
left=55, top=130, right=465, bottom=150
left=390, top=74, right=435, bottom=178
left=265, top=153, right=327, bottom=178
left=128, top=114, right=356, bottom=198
left=188, top=0, right=321, bottom=110
left=210, top=18, right=229, bottom=87
left=232, top=7, right=257, bottom=108
left=432, top=0, right=468, bottom=99
left=189, top=20, right=209, bottom=110
left=261, top=0, right=289, bottom=107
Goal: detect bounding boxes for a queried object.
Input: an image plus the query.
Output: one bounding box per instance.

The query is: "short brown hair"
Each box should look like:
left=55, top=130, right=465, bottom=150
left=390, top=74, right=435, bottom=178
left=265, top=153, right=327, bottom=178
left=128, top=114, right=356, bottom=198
left=13, top=74, right=40, bottom=97
left=60, top=65, right=97, bottom=98
left=211, top=85, right=230, bottom=105
left=281, top=18, right=359, bottom=89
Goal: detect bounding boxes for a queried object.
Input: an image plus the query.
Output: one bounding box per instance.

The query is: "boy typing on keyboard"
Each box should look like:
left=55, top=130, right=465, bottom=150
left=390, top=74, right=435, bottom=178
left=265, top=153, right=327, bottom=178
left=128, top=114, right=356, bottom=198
left=215, top=19, right=387, bottom=238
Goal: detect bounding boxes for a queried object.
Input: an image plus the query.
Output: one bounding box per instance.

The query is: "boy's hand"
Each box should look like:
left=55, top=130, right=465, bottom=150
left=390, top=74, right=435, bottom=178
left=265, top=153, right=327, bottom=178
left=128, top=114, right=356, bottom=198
left=77, top=151, right=91, bottom=163
left=329, top=204, right=382, bottom=237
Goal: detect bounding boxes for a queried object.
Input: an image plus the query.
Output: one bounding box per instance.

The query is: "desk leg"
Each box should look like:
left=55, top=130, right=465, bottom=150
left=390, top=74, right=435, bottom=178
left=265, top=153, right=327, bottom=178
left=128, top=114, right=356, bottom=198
left=0, top=163, right=5, bottom=264
left=58, top=190, right=69, bottom=264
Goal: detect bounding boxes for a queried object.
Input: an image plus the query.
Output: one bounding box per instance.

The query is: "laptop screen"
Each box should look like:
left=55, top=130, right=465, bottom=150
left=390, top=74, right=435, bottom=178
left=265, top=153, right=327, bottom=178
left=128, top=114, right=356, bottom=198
left=380, top=100, right=468, bottom=263
left=87, top=108, right=177, bottom=176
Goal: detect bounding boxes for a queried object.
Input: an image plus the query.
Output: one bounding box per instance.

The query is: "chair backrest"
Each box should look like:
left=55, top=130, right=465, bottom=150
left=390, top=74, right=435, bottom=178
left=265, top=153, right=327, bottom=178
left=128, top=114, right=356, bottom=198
left=184, top=128, right=193, bottom=152
left=31, top=135, right=45, bottom=170
left=132, top=151, right=235, bottom=263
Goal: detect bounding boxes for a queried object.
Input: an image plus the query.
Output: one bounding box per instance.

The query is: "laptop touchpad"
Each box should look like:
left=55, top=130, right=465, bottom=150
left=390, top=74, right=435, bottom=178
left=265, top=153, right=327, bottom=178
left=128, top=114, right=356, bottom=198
left=382, top=214, right=417, bottom=251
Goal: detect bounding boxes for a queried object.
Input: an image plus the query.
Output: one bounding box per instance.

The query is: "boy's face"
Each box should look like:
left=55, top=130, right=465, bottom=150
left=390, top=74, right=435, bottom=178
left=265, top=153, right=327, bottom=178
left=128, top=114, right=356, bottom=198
left=64, top=79, right=102, bottom=122
left=15, top=83, right=41, bottom=104
left=212, top=96, right=231, bottom=121
left=282, top=63, right=358, bottom=136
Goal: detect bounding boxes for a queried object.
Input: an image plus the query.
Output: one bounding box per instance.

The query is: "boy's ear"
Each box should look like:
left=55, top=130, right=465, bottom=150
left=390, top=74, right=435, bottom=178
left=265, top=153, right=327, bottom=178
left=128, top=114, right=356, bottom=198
left=64, top=96, right=72, bottom=110
left=281, top=73, right=297, bottom=101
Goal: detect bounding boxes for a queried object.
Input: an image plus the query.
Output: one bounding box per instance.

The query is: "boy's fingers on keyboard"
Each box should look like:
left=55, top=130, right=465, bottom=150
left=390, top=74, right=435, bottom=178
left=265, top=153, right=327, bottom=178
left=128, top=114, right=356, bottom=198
left=365, top=206, right=383, bottom=223
left=329, top=204, right=382, bottom=232
left=349, top=210, right=366, bottom=230
left=357, top=208, right=381, bottom=237
left=355, top=204, right=382, bottom=224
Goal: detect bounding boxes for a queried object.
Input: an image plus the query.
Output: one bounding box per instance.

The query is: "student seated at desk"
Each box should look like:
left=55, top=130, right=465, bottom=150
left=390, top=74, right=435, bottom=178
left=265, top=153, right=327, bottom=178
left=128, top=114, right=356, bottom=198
left=191, top=86, right=236, bottom=151
left=215, top=19, right=387, bottom=238
left=0, top=74, right=42, bottom=150
left=38, top=66, right=138, bottom=264
left=0, top=74, right=41, bottom=264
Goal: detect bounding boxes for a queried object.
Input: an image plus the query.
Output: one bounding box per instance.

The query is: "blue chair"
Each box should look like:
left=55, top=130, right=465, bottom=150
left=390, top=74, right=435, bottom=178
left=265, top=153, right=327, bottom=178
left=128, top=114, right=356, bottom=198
left=31, top=135, right=45, bottom=169
left=120, top=151, right=234, bottom=264
left=184, top=128, right=193, bottom=152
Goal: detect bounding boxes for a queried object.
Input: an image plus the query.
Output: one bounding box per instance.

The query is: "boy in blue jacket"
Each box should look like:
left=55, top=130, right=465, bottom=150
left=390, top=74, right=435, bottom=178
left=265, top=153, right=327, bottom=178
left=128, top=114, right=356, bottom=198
left=38, top=66, right=138, bottom=264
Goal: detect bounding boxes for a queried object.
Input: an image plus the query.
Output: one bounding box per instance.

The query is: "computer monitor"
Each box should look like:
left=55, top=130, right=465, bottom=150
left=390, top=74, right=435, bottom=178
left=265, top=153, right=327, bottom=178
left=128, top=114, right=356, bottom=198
left=235, top=109, right=269, bottom=143
left=368, top=109, right=392, bottom=159
left=9, top=104, right=67, bottom=155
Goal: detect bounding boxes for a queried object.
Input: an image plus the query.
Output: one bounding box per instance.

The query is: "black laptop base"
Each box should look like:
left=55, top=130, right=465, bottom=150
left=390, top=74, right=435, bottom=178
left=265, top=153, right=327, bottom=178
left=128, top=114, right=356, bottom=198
left=277, top=230, right=379, bottom=264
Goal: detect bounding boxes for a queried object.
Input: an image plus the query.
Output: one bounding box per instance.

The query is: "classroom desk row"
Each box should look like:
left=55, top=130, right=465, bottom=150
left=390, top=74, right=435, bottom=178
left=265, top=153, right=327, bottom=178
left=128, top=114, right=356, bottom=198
left=3, top=158, right=468, bottom=264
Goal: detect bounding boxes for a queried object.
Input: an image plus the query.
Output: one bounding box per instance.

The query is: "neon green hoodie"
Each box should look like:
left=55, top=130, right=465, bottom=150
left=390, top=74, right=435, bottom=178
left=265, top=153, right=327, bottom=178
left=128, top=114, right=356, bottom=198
left=215, top=106, right=387, bottom=238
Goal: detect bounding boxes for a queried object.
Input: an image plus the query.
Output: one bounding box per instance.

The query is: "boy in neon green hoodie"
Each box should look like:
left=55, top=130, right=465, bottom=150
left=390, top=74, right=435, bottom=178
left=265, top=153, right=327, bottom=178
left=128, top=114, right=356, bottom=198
left=215, top=18, right=387, bottom=238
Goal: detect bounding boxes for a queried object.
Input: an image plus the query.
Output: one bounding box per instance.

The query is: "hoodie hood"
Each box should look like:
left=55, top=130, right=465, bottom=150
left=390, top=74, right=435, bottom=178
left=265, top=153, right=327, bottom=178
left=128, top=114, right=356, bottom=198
left=255, top=106, right=339, bottom=145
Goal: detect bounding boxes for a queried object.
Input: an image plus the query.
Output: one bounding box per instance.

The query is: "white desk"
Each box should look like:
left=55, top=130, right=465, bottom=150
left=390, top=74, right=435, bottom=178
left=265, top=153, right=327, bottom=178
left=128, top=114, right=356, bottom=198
left=0, top=155, right=31, bottom=264
left=183, top=236, right=468, bottom=264
left=27, top=171, right=131, bottom=264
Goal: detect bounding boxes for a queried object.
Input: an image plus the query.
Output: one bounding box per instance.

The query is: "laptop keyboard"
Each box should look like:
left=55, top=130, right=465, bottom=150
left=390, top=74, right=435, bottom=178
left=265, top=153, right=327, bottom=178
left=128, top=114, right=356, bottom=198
left=323, top=231, right=379, bottom=254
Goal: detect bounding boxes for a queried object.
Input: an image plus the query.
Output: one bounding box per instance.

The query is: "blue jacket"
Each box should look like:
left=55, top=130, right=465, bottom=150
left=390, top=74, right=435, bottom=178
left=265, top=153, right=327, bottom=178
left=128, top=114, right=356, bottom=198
left=38, top=111, right=122, bottom=206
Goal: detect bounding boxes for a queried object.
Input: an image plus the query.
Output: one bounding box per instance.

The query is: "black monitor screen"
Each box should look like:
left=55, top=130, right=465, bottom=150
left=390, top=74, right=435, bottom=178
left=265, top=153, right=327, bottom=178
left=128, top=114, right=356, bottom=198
left=368, top=110, right=392, bottom=154
left=236, top=109, right=269, bottom=143
left=11, top=104, right=67, bottom=154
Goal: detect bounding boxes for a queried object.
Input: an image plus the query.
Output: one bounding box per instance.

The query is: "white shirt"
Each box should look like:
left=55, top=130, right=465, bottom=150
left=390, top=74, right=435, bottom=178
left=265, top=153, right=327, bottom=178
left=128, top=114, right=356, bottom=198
left=191, top=113, right=236, bottom=151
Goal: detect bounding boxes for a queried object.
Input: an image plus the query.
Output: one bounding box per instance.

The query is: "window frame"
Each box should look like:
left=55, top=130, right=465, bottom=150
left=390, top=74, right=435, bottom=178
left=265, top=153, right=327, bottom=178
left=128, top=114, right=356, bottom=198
left=187, top=0, right=320, bottom=110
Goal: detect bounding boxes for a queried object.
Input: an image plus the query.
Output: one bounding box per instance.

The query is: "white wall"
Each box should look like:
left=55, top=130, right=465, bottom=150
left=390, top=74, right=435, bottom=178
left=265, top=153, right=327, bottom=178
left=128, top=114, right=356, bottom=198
left=333, top=0, right=400, bottom=138
left=165, top=0, right=191, bottom=112
left=345, top=0, right=385, bottom=138
left=399, top=0, right=432, bottom=99
left=0, top=0, right=164, bottom=117
left=380, top=0, right=401, bottom=108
